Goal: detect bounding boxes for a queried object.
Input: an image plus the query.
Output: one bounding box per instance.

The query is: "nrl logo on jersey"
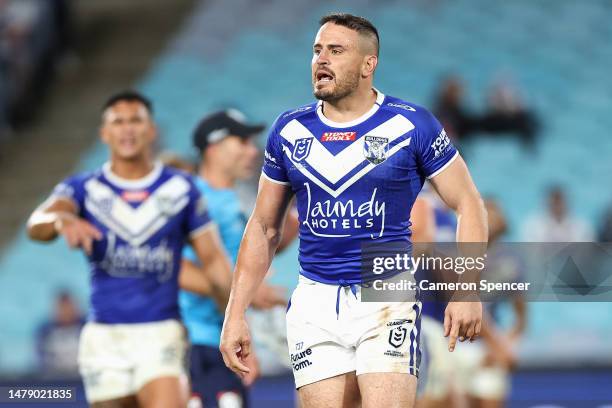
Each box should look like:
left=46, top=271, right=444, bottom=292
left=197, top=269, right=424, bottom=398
left=363, top=136, right=389, bottom=165
left=292, top=137, right=313, bottom=162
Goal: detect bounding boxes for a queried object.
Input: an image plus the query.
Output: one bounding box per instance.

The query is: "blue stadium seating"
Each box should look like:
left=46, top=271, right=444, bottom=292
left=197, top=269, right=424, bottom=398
left=1, top=0, right=612, bottom=374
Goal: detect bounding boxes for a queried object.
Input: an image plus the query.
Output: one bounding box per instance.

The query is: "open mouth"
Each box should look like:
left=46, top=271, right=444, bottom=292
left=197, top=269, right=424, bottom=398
left=119, top=137, right=137, bottom=148
left=316, top=70, right=334, bottom=84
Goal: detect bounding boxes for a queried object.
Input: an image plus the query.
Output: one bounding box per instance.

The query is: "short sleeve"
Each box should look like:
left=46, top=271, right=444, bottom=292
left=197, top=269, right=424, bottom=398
left=262, top=120, right=290, bottom=185
left=50, top=175, right=86, bottom=213
left=414, top=111, right=459, bottom=179
left=185, top=178, right=213, bottom=239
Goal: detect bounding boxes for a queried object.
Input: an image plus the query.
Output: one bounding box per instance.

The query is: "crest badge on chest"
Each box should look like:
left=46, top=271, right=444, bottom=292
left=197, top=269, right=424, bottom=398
left=363, top=135, right=389, bottom=165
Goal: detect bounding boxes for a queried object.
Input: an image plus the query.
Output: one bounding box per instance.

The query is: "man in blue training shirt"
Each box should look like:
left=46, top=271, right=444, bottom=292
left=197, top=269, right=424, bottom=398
left=27, top=91, right=232, bottom=408
left=220, top=13, right=487, bottom=408
left=179, top=110, right=294, bottom=407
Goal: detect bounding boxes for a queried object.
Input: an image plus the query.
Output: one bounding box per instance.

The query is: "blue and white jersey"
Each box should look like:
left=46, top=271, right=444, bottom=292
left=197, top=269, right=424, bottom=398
left=50, top=162, right=212, bottom=324
left=263, top=90, right=458, bottom=284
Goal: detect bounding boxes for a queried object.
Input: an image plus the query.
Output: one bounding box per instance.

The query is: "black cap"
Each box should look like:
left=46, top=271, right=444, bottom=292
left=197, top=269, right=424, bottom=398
left=193, top=109, right=265, bottom=152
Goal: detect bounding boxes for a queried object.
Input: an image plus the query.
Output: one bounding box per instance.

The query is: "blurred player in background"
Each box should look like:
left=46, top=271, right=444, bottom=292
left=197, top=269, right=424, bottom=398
left=179, top=110, right=298, bottom=408
left=411, top=187, right=462, bottom=408
left=220, top=13, right=487, bottom=408
left=26, top=91, right=232, bottom=408
left=453, top=199, right=526, bottom=408
left=414, top=195, right=526, bottom=408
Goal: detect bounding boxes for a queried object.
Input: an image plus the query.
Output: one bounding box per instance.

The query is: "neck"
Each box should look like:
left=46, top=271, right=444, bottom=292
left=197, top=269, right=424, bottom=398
left=200, top=162, right=235, bottom=189
left=109, top=156, right=154, bottom=179
left=321, top=85, right=377, bottom=123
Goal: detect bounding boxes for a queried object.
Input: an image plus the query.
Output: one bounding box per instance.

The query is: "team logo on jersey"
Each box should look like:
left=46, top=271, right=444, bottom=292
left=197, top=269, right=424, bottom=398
left=363, top=135, right=389, bottom=165
left=388, top=326, right=408, bottom=348
left=155, top=195, right=175, bottom=215
left=98, top=197, right=114, bottom=215
left=292, top=137, right=313, bottom=162
left=320, top=131, right=356, bottom=142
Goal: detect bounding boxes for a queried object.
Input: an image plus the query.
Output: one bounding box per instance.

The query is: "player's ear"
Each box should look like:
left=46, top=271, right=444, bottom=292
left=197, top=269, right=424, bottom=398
left=362, top=54, right=377, bottom=78
left=99, top=109, right=111, bottom=144
left=148, top=122, right=158, bottom=142
left=99, top=123, right=109, bottom=145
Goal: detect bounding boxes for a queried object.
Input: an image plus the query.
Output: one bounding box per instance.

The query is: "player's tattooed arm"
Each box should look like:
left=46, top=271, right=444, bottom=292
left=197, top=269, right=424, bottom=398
left=190, top=226, right=233, bottom=310
left=429, top=155, right=488, bottom=351
left=27, top=197, right=102, bottom=255
left=220, top=176, right=294, bottom=376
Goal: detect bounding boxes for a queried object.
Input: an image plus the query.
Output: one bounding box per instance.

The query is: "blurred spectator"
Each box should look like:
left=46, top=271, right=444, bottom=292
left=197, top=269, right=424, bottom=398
left=433, top=75, right=478, bottom=141
left=35, top=290, right=85, bottom=377
left=432, top=75, right=539, bottom=148
left=0, top=0, right=75, bottom=136
left=480, top=77, right=540, bottom=148
left=521, top=186, right=595, bottom=242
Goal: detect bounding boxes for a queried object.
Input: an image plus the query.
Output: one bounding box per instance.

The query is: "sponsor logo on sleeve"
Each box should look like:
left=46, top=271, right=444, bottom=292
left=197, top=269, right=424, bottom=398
left=264, top=149, right=277, bottom=163
left=387, top=102, right=416, bottom=112
left=431, top=129, right=451, bottom=158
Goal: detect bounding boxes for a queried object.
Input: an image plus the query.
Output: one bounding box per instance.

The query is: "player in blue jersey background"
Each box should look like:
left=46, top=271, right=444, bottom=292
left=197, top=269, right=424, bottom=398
left=220, top=13, right=487, bottom=408
left=179, top=110, right=298, bottom=408
left=26, top=91, right=233, bottom=408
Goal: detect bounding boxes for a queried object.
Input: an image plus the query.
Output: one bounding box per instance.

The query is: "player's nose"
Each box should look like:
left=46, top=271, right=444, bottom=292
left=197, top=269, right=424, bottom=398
left=315, top=50, right=330, bottom=65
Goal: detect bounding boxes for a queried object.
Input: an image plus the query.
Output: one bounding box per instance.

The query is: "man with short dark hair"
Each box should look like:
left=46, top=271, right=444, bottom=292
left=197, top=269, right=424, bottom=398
left=180, top=109, right=293, bottom=407
left=27, top=91, right=232, bottom=408
left=221, top=13, right=487, bottom=408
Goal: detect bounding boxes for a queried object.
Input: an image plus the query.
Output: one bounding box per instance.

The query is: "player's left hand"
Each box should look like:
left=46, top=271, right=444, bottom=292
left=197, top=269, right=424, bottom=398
left=444, top=301, right=482, bottom=352
left=220, top=315, right=252, bottom=377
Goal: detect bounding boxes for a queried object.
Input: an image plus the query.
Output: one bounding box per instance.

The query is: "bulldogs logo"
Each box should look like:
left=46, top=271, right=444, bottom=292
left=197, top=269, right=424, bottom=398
left=363, top=136, right=389, bottom=165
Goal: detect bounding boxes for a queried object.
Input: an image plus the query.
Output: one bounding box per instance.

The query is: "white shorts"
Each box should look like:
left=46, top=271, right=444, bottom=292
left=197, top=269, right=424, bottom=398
left=420, top=316, right=457, bottom=399
left=78, top=319, right=187, bottom=403
left=286, top=275, right=422, bottom=388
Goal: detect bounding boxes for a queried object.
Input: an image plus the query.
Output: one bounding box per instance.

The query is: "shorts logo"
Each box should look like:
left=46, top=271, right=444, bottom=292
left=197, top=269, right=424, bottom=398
left=321, top=131, right=356, bottom=142
left=291, top=348, right=313, bottom=371
left=388, top=326, right=407, bottom=348
left=363, top=136, right=389, bottom=165
left=292, top=138, right=313, bottom=162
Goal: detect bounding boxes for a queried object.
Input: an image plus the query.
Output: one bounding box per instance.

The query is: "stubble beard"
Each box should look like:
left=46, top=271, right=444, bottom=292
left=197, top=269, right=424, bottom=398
left=314, top=69, right=361, bottom=102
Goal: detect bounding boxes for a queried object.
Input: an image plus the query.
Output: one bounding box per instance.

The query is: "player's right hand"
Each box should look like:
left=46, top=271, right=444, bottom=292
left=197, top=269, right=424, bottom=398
left=54, top=213, right=102, bottom=255
left=219, top=315, right=251, bottom=377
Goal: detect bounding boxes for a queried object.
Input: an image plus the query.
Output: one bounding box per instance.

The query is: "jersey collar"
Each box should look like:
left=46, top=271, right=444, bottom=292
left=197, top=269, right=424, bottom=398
left=316, top=88, right=385, bottom=128
left=102, top=161, right=163, bottom=189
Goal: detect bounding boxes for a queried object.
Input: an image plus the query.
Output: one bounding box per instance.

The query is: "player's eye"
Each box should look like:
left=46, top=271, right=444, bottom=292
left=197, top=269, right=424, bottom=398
left=332, top=49, right=341, bottom=55
left=313, top=49, right=321, bottom=56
